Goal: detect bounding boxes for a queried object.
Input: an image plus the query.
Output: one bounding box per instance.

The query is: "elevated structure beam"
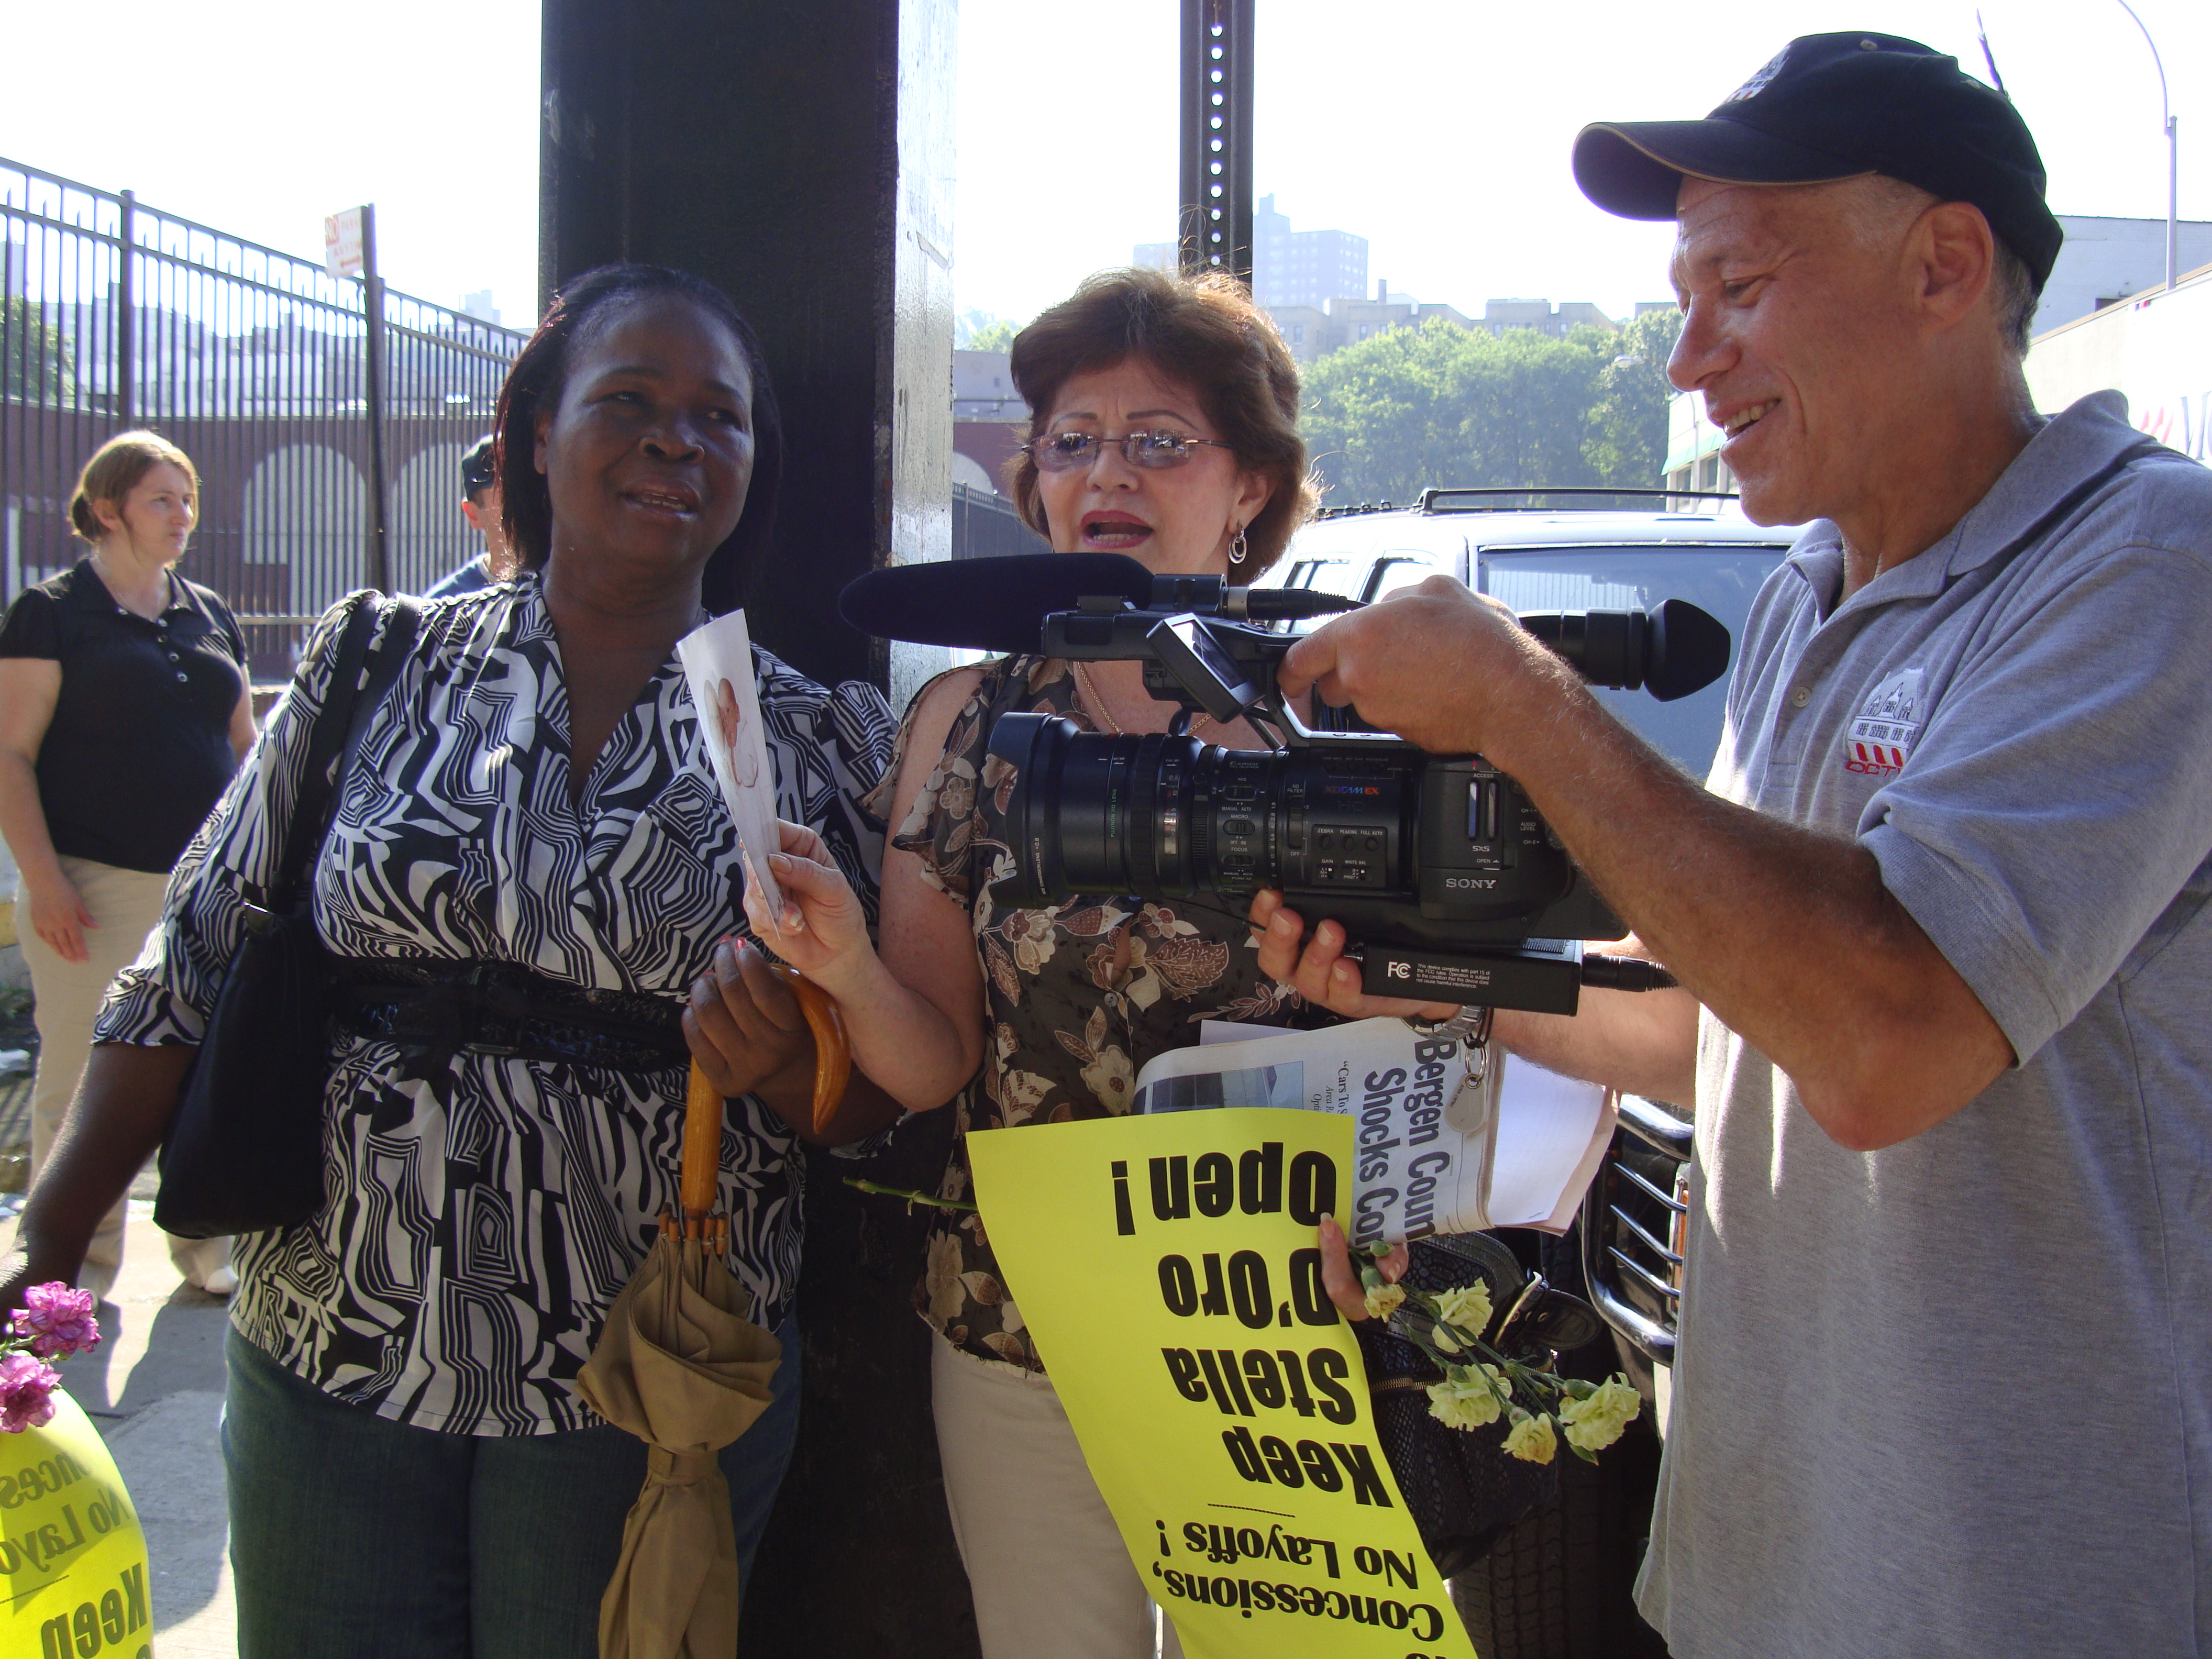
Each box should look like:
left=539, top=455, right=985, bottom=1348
left=1179, top=0, right=1256, bottom=285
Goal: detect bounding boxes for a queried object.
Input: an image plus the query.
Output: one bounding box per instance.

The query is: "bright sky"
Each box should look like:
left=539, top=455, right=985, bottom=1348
left=5, top=0, right=2206, bottom=335
left=3, top=0, right=544, bottom=326
left=959, top=0, right=2212, bottom=326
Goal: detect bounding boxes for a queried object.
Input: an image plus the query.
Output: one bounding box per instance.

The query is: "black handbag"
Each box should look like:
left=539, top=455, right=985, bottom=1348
left=1357, top=1233, right=1604, bottom=1577
left=154, top=592, right=422, bottom=1238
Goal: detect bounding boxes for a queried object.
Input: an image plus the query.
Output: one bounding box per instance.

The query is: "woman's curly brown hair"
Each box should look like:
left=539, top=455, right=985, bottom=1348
left=1004, top=268, right=1315, bottom=574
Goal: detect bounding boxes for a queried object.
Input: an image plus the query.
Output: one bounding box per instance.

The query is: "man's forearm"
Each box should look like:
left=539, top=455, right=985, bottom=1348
left=1275, top=582, right=2011, bottom=1147
left=1486, top=666, right=2009, bottom=1147
left=1495, top=985, right=1699, bottom=1105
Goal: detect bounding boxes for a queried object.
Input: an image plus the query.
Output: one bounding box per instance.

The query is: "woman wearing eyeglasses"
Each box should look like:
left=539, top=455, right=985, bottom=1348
left=755, top=268, right=1316, bottom=1657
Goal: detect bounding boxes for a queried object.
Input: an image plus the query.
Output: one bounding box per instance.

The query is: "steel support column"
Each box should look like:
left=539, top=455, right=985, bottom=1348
left=1179, top=0, right=1256, bottom=285
left=540, top=0, right=954, bottom=696
left=539, top=6, right=968, bottom=1655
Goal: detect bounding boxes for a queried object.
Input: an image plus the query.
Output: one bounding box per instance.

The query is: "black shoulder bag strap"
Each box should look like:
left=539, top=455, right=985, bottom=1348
left=157, top=592, right=424, bottom=1238
left=259, top=592, right=423, bottom=913
left=328, top=593, right=424, bottom=855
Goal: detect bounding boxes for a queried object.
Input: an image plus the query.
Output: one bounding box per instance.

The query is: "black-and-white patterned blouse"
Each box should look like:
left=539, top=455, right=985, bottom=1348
left=96, top=578, right=894, bottom=1436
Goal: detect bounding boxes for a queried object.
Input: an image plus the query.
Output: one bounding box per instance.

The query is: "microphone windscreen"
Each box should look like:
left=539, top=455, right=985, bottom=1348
left=837, top=552, right=1155, bottom=651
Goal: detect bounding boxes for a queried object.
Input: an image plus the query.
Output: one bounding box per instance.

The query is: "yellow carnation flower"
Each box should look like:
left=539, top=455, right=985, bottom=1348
left=1431, top=1281, right=1494, bottom=1340
left=1425, top=1365, right=1509, bottom=1432
left=1560, top=1377, right=1642, bottom=1452
left=1503, top=1410, right=1558, bottom=1465
left=1364, top=1281, right=1407, bottom=1322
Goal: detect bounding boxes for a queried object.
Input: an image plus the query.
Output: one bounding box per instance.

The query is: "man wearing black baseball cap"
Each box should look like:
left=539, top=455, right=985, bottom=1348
left=1573, top=30, right=2063, bottom=297
left=1259, top=33, right=2212, bottom=1659
left=423, top=433, right=513, bottom=598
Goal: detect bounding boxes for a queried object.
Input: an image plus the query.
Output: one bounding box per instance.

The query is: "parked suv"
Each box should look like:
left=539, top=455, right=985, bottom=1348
left=1263, top=487, right=1799, bottom=1658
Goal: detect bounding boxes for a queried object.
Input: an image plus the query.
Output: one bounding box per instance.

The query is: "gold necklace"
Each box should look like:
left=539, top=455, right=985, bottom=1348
left=1069, top=662, right=1122, bottom=733
left=1071, top=661, right=1215, bottom=739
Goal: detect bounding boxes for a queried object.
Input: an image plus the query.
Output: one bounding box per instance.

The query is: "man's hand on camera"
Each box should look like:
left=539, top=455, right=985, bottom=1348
left=1248, top=890, right=1457, bottom=1022
left=1277, top=575, right=1569, bottom=764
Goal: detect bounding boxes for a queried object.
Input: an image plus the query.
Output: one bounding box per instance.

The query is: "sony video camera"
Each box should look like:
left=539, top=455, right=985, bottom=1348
left=839, top=552, right=1730, bottom=1015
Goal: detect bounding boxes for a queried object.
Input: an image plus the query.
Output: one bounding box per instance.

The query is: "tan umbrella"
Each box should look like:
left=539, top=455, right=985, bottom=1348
left=579, top=969, right=849, bottom=1659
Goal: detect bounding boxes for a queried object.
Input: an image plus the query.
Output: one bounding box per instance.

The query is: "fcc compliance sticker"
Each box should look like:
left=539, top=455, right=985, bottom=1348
left=1843, top=668, right=1925, bottom=778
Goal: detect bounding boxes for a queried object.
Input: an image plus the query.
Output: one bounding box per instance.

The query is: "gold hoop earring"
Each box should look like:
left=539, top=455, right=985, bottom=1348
left=1229, top=527, right=1250, bottom=567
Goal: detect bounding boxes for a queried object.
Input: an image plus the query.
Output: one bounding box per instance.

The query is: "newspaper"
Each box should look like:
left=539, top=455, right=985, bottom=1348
left=1134, top=1017, right=1614, bottom=1246
left=674, top=610, right=784, bottom=926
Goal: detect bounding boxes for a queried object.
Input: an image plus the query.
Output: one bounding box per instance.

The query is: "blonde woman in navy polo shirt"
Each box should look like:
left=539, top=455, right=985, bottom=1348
left=0, top=432, right=254, bottom=1300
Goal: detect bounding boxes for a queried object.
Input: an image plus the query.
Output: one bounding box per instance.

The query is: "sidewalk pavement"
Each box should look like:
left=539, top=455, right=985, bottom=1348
left=5, top=1197, right=237, bottom=1656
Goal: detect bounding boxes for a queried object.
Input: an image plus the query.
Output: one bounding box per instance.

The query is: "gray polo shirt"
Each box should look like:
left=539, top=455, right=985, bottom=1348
left=1639, top=393, right=2212, bottom=1658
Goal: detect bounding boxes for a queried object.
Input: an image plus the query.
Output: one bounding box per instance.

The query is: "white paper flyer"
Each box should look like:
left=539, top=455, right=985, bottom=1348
left=675, top=610, right=783, bottom=920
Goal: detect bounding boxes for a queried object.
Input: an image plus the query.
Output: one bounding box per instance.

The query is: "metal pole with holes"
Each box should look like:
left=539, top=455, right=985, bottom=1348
left=1178, top=0, right=1255, bottom=286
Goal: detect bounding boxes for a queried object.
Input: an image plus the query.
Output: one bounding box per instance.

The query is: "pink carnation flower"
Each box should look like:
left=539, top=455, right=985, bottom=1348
left=9, top=1284, right=99, bottom=1359
left=0, top=1353, right=60, bottom=1433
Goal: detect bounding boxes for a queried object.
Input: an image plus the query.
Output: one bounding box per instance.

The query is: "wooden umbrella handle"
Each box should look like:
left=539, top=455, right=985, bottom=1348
left=680, top=1062, right=727, bottom=1222
left=769, top=964, right=853, bottom=1140
left=679, top=968, right=856, bottom=1219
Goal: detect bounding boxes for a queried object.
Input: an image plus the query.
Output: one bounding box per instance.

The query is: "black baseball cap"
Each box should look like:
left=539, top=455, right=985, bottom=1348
left=461, top=434, right=497, bottom=497
left=1573, top=32, right=2062, bottom=290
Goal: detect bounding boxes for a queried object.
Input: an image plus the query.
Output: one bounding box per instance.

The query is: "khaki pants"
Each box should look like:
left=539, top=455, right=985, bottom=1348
left=932, top=1338, right=1184, bottom=1659
left=18, top=856, right=230, bottom=1300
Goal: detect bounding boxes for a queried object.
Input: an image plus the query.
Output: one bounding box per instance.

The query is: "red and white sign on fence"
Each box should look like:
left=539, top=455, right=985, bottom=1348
left=324, top=206, right=364, bottom=282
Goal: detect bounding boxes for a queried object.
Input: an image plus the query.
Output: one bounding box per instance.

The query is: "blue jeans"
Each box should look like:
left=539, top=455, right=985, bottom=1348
left=222, top=1319, right=801, bottom=1658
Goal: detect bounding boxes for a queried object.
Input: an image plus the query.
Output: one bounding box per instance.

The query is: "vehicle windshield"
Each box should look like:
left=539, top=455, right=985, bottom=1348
left=1278, top=556, right=1367, bottom=598
left=1480, top=546, right=1787, bottom=777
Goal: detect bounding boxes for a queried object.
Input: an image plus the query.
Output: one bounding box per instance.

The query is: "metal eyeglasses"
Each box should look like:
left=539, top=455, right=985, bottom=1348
left=1022, top=429, right=1236, bottom=472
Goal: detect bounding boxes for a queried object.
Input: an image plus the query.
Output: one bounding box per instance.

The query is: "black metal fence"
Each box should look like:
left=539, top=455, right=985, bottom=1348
left=951, top=481, right=1049, bottom=560
left=1, top=157, right=528, bottom=680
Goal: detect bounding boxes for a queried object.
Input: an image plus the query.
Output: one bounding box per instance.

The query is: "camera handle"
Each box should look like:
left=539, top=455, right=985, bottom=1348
left=1358, top=938, right=1678, bottom=1016
left=1133, top=611, right=1425, bottom=753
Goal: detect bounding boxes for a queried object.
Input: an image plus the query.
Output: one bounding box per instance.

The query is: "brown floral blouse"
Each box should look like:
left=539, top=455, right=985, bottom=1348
left=884, top=657, right=1309, bottom=1372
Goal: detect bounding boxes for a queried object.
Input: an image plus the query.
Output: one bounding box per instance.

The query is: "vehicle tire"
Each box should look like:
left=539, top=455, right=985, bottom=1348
left=1447, top=1409, right=1668, bottom=1659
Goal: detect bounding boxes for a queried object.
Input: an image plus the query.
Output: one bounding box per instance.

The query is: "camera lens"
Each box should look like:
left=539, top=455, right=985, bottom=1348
left=985, top=712, right=1617, bottom=956
left=991, top=713, right=1237, bottom=905
left=990, top=713, right=1414, bottom=909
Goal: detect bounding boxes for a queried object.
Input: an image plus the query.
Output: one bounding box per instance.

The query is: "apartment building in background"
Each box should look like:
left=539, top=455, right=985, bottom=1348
left=1135, top=192, right=1370, bottom=316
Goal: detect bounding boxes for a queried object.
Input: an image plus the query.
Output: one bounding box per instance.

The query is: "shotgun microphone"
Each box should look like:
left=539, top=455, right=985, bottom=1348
left=837, top=552, right=1363, bottom=651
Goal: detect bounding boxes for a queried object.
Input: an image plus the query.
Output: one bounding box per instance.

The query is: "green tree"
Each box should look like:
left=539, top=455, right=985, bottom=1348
left=966, top=317, right=1022, bottom=353
left=3, top=296, right=75, bottom=405
left=1300, top=308, right=1685, bottom=505
left=1581, top=308, right=1684, bottom=488
left=1457, top=326, right=1606, bottom=490
left=1300, top=317, right=1486, bottom=504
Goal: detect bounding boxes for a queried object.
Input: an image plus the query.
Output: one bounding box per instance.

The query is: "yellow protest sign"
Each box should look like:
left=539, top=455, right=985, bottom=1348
left=0, top=1392, right=153, bottom=1658
left=970, top=1109, right=1475, bottom=1659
